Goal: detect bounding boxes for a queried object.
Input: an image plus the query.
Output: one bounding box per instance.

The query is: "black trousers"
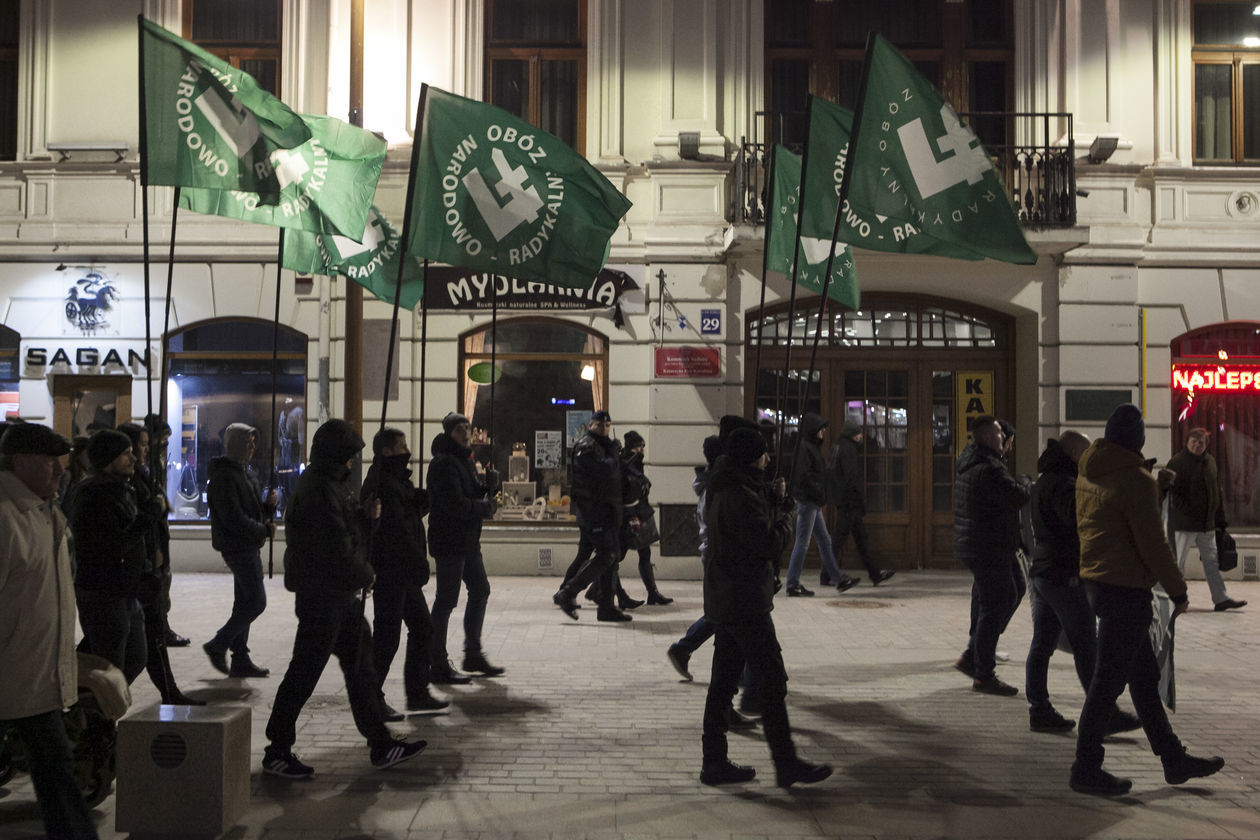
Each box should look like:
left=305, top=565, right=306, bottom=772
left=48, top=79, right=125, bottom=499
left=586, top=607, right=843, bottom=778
left=266, top=590, right=390, bottom=751
left=372, top=565, right=433, bottom=701
left=831, top=508, right=879, bottom=578
left=702, top=619, right=796, bottom=766
left=3, top=710, right=99, bottom=839
left=558, top=524, right=619, bottom=606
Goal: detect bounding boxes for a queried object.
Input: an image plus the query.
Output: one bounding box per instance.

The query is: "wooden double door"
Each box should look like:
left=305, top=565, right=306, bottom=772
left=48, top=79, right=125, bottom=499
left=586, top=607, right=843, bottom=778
left=750, top=352, right=1007, bottom=569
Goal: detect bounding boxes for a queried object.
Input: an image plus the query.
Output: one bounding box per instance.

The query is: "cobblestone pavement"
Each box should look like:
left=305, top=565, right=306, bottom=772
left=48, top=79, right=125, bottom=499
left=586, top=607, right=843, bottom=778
left=3, top=571, right=1258, bottom=839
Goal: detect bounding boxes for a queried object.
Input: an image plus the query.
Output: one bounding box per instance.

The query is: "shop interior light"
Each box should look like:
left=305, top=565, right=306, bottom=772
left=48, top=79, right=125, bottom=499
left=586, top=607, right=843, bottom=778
left=1246, top=36, right=1260, bottom=46
left=580, top=364, right=596, bottom=381
left=1253, top=4, right=1260, bottom=14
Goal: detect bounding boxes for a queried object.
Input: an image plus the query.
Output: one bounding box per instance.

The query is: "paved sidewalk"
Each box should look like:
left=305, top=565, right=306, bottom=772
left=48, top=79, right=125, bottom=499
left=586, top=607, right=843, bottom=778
left=3, top=571, right=1258, bottom=839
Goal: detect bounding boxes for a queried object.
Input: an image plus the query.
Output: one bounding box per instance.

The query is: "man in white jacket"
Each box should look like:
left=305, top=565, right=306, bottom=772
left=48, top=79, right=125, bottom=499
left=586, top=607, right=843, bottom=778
left=0, top=422, right=99, bottom=839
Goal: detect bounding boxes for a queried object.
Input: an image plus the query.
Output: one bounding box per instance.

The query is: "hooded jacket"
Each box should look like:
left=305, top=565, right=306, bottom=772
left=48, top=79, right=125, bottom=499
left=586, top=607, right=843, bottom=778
left=953, top=439, right=1030, bottom=564
left=426, top=432, right=493, bottom=558
left=1075, top=439, right=1187, bottom=600
left=827, top=420, right=865, bottom=513
left=788, top=413, right=829, bottom=505
left=1029, top=438, right=1080, bottom=583
left=569, top=430, right=623, bottom=529
left=361, top=452, right=430, bottom=581
left=702, top=455, right=791, bottom=624
left=1166, top=447, right=1226, bottom=532
left=207, top=445, right=270, bottom=555
left=282, top=419, right=374, bottom=595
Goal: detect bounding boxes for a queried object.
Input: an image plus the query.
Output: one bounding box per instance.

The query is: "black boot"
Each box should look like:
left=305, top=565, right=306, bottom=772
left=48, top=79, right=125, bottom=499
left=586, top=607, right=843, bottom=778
left=617, top=587, right=645, bottom=610
left=638, top=555, right=672, bottom=605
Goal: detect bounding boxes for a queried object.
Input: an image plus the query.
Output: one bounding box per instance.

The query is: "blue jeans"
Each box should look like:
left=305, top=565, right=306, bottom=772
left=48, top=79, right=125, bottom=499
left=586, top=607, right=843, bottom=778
left=3, top=710, right=99, bottom=839
left=675, top=616, right=716, bottom=656
left=208, top=549, right=267, bottom=656
left=75, top=589, right=146, bottom=684
left=786, top=502, right=843, bottom=589
left=1025, top=576, right=1097, bottom=713
left=1075, top=581, right=1181, bottom=771
left=430, top=552, right=491, bottom=663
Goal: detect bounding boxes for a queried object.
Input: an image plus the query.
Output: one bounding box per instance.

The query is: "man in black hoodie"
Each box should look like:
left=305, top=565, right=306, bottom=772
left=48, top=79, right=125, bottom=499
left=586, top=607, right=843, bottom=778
left=427, top=412, right=503, bottom=682
left=552, top=410, right=630, bottom=622
left=700, top=427, right=832, bottom=788
left=262, top=419, right=424, bottom=779
left=204, top=423, right=275, bottom=679
left=364, top=427, right=448, bottom=714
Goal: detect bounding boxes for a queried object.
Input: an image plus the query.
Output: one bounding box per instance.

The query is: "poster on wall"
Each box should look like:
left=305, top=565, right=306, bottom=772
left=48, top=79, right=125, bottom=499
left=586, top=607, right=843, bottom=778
left=535, top=430, right=564, bottom=469
left=566, top=410, right=589, bottom=447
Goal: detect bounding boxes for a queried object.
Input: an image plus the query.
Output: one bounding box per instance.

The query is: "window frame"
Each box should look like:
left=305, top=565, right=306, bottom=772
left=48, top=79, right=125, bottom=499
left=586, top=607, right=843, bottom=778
left=181, top=0, right=283, bottom=96
left=484, top=0, right=588, bottom=154
left=1191, top=0, right=1260, bottom=164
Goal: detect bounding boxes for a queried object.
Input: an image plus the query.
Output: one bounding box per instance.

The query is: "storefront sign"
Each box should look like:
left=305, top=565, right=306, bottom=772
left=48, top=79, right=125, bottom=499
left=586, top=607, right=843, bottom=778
left=653, top=346, right=721, bottom=379
left=955, top=370, right=993, bottom=456
left=24, top=345, right=150, bottom=374
left=700, top=308, right=721, bottom=335
left=1172, top=364, right=1260, bottom=392
left=424, top=266, right=639, bottom=311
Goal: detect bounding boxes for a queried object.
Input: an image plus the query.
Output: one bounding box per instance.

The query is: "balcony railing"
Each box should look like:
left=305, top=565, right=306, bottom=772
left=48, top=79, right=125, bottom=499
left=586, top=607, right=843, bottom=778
left=735, top=110, right=1076, bottom=229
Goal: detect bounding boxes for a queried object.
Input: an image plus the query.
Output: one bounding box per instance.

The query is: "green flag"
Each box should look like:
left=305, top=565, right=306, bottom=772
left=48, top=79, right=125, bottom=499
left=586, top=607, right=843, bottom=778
left=766, top=144, right=860, bottom=310
left=179, top=113, right=385, bottom=238
left=820, top=34, right=1037, bottom=265
left=406, top=86, right=632, bottom=289
left=283, top=206, right=425, bottom=311
left=139, top=17, right=310, bottom=195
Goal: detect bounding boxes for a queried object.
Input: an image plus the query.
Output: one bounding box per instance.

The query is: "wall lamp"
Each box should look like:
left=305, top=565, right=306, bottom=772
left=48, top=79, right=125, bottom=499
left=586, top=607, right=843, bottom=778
left=1087, top=135, right=1119, bottom=164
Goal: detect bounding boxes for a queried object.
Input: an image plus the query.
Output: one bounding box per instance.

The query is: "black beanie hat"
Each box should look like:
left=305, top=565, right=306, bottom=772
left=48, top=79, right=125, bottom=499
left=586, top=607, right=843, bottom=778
left=623, top=430, right=645, bottom=450
left=718, top=414, right=758, bottom=442
left=87, top=429, right=133, bottom=470
left=442, top=412, right=470, bottom=435
left=701, top=434, right=724, bottom=467
left=727, top=427, right=768, bottom=466
left=1104, top=403, right=1145, bottom=453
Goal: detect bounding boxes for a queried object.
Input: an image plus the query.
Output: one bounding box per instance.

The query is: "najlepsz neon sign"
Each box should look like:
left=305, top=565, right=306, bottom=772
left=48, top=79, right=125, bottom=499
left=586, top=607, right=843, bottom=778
left=1172, top=363, right=1260, bottom=392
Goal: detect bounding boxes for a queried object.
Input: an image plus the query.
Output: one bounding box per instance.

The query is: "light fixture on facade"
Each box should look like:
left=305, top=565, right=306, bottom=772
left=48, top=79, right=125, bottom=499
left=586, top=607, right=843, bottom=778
left=1246, top=36, right=1260, bottom=46
left=1088, top=135, right=1119, bottom=163
left=580, top=363, right=596, bottom=381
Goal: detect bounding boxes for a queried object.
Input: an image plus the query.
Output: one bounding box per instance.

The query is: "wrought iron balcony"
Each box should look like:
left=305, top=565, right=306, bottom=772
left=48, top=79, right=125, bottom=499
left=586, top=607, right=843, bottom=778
left=735, top=110, right=1076, bottom=229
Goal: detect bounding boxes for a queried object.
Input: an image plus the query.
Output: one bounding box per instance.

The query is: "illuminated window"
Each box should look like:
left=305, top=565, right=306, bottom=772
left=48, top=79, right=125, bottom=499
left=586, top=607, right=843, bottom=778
left=183, top=0, right=282, bottom=95
left=459, top=318, right=607, bottom=522
left=0, top=323, right=17, bottom=418
left=764, top=0, right=1013, bottom=150
left=1192, top=0, right=1260, bottom=162
left=163, top=318, right=307, bottom=521
left=485, top=0, right=586, bottom=153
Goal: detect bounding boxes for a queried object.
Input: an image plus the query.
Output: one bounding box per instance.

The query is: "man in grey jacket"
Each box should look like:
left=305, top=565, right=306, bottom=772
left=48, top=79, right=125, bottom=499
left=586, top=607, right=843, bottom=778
left=0, top=423, right=99, bottom=839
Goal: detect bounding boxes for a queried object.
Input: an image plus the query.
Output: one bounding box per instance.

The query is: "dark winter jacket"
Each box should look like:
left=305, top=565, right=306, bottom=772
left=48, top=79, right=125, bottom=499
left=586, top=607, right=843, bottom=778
left=1077, top=439, right=1187, bottom=600
left=569, top=431, right=622, bottom=529
left=282, top=420, right=374, bottom=596
left=703, top=455, right=792, bottom=624
left=953, top=440, right=1031, bottom=566
left=362, top=454, right=429, bottom=581
left=1166, top=447, right=1226, bottom=532
left=827, top=421, right=865, bottom=513
left=1029, top=439, right=1080, bottom=584
left=207, top=456, right=271, bottom=554
left=426, top=432, right=493, bottom=558
left=622, top=449, right=653, bottom=522
left=67, top=472, right=153, bottom=597
left=692, top=465, right=714, bottom=555
left=788, top=413, right=829, bottom=505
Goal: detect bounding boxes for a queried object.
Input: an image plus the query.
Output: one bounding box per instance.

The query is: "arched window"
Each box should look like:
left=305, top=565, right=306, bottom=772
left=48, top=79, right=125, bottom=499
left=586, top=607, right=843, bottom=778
left=0, top=322, right=18, bottom=418
left=747, top=300, right=1005, bottom=348
left=459, top=317, right=608, bottom=522
left=1170, top=321, right=1260, bottom=528
left=163, top=317, right=308, bottom=521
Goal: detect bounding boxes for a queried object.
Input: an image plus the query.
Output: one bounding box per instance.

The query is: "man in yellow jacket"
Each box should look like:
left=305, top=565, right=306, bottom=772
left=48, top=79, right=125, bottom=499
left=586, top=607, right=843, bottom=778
left=1071, top=404, right=1224, bottom=796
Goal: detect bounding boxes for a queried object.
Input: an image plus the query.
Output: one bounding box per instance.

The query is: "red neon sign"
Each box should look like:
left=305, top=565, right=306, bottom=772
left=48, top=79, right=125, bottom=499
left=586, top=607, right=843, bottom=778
left=1172, top=364, right=1260, bottom=392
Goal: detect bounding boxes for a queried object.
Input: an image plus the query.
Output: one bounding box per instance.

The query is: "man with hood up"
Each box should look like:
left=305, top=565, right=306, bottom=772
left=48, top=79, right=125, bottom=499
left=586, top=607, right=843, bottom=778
left=426, top=412, right=503, bottom=683
left=1024, top=431, right=1140, bottom=735
left=263, top=419, right=424, bottom=779
left=826, top=420, right=894, bottom=587
left=700, top=426, right=832, bottom=788
left=1070, top=404, right=1224, bottom=796
left=953, top=415, right=1030, bottom=697
left=785, top=413, right=857, bottom=597
left=204, top=423, right=275, bottom=679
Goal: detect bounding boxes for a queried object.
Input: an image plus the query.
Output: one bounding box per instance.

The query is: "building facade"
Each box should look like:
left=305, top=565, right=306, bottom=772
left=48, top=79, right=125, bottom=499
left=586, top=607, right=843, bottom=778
left=1, top=0, right=1258, bottom=576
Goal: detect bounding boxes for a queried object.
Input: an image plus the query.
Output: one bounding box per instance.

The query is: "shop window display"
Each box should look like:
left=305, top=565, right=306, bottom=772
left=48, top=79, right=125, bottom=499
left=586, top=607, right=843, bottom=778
left=459, top=318, right=607, bottom=523
left=163, top=318, right=307, bottom=522
left=0, top=322, right=17, bottom=418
